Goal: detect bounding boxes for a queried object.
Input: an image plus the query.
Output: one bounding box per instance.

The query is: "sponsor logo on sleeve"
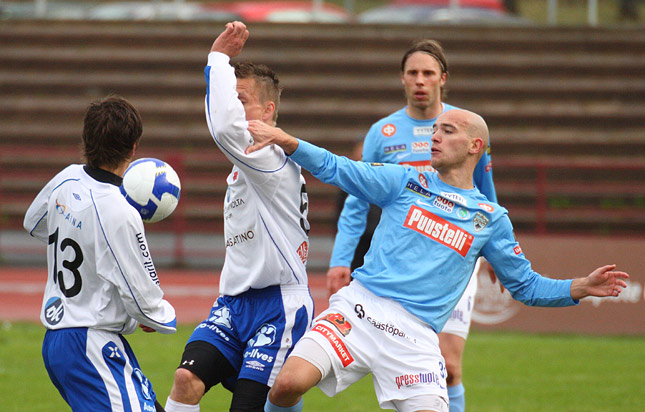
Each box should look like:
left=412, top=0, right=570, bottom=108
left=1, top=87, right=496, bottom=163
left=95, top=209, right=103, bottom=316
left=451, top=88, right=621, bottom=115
left=384, top=144, right=407, bottom=154
left=136, top=233, right=159, bottom=285
left=382, top=123, right=397, bottom=137
left=478, top=203, right=495, bottom=213
left=513, top=245, right=523, bottom=255
left=485, top=160, right=493, bottom=172
left=419, top=174, right=428, bottom=188
left=370, top=163, right=384, bottom=167
left=313, top=323, right=354, bottom=367
left=404, top=206, right=474, bottom=257
left=412, top=141, right=430, bottom=153
left=473, top=212, right=490, bottom=232
left=405, top=181, right=433, bottom=199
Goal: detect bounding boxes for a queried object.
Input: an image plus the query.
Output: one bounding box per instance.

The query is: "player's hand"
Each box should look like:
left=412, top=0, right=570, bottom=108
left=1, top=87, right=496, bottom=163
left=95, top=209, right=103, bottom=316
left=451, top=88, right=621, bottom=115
left=139, top=324, right=156, bottom=333
left=211, top=21, right=249, bottom=58
left=326, top=266, right=351, bottom=297
left=486, top=261, right=504, bottom=293
left=570, top=264, right=629, bottom=300
left=246, top=120, right=299, bottom=155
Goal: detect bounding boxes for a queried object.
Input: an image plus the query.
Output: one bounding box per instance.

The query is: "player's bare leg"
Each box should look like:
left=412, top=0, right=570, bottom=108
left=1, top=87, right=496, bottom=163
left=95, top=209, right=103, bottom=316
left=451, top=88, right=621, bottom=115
left=265, top=356, right=322, bottom=411
left=438, top=332, right=467, bottom=412
left=165, top=369, right=205, bottom=411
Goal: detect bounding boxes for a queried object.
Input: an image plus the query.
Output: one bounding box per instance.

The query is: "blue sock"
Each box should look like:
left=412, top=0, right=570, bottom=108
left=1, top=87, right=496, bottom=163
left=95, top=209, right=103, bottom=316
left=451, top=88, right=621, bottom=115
left=448, top=383, right=465, bottom=412
left=264, top=397, right=303, bottom=412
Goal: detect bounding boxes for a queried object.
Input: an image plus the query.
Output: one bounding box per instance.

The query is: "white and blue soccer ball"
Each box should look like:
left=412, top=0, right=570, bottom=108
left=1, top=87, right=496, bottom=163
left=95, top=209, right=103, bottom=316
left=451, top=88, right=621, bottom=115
left=120, top=158, right=181, bottom=223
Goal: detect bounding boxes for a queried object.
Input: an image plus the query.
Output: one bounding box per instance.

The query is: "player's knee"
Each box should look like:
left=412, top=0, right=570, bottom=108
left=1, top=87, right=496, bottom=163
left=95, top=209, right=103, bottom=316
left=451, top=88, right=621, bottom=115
left=171, top=368, right=205, bottom=403
left=270, top=372, right=306, bottom=402
left=444, top=360, right=462, bottom=386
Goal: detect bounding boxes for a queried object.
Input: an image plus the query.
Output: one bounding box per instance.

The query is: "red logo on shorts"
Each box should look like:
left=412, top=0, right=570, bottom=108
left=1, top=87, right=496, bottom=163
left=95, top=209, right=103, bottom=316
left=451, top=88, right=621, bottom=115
left=321, top=313, right=352, bottom=336
left=382, top=124, right=397, bottom=137
left=313, top=323, right=354, bottom=367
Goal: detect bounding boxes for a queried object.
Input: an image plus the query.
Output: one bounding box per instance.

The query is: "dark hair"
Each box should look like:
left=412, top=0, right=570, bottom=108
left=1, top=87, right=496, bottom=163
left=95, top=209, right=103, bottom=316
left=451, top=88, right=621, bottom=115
left=234, top=62, right=282, bottom=122
left=401, top=39, right=449, bottom=100
left=82, top=95, right=142, bottom=169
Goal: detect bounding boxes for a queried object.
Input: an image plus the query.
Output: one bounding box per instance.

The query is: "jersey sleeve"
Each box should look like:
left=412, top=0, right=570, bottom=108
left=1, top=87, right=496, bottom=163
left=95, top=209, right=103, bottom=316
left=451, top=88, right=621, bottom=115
left=329, top=126, right=381, bottom=267
left=291, top=140, right=406, bottom=207
left=473, top=141, right=497, bottom=203
left=100, top=210, right=177, bottom=334
left=204, top=52, right=288, bottom=186
left=23, top=167, right=75, bottom=243
left=481, top=215, right=577, bottom=307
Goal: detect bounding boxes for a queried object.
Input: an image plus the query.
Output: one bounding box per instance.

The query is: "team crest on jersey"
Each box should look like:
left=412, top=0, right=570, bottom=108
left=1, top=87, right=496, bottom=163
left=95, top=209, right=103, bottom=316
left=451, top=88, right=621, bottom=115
left=457, top=208, right=470, bottom=219
left=473, top=212, right=489, bottom=232
left=44, top=297, right=64, bottom=325
left=320, top=313, right=352, bottom=336
left=382, top=123, right=397, bottom=137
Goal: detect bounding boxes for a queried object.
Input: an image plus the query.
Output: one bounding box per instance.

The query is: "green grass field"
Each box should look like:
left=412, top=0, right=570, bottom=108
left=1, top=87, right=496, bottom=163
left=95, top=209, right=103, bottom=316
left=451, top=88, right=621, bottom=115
left=1, top=322, right=643, bottom=411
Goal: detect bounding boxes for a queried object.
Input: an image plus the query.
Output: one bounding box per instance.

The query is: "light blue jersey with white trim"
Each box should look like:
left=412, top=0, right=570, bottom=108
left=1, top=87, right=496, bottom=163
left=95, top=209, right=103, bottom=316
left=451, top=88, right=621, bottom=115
left=291, top=140, right=576, bottom=331
left=330, top=106, right=497, bottom=267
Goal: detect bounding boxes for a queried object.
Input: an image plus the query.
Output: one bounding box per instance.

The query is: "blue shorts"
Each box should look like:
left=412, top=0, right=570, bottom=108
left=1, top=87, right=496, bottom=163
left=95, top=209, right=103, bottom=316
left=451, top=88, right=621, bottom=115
left=42, top=327, right=158, bottom=412
left=188, top=284, right=313, bottom=387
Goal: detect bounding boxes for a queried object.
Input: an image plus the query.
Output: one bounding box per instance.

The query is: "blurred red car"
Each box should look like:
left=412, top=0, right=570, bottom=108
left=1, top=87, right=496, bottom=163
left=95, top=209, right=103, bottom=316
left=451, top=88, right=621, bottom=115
left=392, top=0, right=504, bottom=10
left=203, top=1, right=352, bottom=23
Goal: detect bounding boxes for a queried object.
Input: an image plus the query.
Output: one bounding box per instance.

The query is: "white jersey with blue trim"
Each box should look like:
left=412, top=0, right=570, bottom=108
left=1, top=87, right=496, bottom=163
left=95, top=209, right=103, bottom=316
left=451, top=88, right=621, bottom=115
left=23, top=164, right=177, bottom=335
left=330, top=105, right=497, bottom=267
left=205, top=52, right=310, bottom=296
left=291, top=140, right=577, bottom=332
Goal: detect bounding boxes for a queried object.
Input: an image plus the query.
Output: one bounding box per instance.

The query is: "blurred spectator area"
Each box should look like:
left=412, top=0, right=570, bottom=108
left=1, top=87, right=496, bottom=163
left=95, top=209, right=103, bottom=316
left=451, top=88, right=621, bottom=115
left=1, top=12, right=645, bottom=267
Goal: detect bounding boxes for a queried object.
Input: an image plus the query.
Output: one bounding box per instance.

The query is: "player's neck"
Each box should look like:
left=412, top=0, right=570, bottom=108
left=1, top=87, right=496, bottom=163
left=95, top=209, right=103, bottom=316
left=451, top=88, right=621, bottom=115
left=436, top=167, right=475, bottom=191
left=406, top=100, right=443, bottom=120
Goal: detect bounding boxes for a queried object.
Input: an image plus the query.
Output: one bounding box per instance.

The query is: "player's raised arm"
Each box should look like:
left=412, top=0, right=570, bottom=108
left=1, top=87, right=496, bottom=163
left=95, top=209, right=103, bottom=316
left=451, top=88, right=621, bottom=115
left=211, top=21, right=249, bottom=58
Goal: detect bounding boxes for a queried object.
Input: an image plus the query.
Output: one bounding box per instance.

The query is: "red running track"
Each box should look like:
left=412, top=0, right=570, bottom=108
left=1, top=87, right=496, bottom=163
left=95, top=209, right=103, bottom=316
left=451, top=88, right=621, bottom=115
left=0, top=267, right=330, bottom=324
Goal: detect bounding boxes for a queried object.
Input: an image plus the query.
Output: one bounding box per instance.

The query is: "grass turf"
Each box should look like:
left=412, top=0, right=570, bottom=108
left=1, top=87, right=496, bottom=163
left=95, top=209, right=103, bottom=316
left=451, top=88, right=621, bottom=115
left=0, top=322, right=643, bottom=411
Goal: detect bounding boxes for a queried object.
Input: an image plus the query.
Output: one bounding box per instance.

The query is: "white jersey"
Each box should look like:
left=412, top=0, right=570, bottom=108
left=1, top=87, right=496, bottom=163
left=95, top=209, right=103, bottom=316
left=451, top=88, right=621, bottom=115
left=205, top=52, right=310, bottom=296
left=24, top=164, right=177, bottom=335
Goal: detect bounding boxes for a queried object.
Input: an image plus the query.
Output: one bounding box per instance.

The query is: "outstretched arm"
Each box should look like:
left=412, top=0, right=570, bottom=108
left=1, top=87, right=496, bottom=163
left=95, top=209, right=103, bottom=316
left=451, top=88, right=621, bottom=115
left=570, top=264, right=629, bottom=300
left=246, top=120, right=300, bottom=154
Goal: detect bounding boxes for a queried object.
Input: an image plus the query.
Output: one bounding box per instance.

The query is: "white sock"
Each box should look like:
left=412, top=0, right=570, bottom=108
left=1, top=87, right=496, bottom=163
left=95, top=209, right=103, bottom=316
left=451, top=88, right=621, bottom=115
left=165, top=397, right=200, bottom=412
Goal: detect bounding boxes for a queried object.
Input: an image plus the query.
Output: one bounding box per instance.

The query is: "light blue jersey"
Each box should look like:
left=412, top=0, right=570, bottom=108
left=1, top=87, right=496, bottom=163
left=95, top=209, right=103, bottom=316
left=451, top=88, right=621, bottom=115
left=292, top=140, right=576, bottom=332
left=331, top=105, right=496, bottom=267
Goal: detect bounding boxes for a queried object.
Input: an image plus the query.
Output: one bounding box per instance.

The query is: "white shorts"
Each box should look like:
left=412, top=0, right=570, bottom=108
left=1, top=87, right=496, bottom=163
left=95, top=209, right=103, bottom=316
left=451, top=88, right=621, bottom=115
left=440, top=257, right=481, bottom=339
left=296, top=280, right=449, bottom=411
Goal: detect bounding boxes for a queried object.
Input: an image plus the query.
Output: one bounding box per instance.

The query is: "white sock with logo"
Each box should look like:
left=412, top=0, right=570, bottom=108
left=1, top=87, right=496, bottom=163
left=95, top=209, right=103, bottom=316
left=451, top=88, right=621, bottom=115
left=165, top=397, right=200, bottom=412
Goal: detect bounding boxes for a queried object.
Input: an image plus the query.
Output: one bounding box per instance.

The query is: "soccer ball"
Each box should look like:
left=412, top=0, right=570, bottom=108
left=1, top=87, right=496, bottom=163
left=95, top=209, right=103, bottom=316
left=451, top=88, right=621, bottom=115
left=120, top=158, right=181, bottom=223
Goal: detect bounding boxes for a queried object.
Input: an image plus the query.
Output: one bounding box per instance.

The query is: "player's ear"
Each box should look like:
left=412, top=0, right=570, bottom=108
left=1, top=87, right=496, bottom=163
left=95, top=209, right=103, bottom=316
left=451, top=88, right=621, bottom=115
left=262, top=101, right=276, bottom=125
left=470, top=137, right=484, bottom=155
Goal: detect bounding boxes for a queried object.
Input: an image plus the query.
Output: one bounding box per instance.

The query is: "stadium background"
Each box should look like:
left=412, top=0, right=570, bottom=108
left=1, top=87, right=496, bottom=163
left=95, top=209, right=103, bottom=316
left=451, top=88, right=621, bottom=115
left=1, top=0, right=644, bottom=335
